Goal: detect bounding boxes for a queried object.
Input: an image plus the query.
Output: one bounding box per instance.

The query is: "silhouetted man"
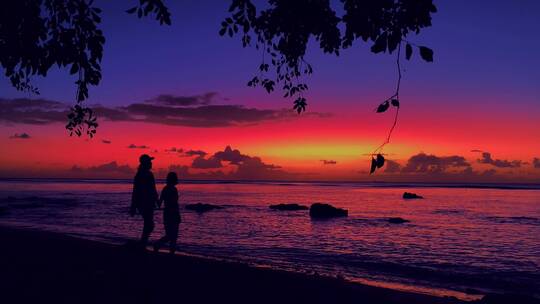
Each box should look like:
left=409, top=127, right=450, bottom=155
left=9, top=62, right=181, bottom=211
left=130, top=154, right=158, bottom=247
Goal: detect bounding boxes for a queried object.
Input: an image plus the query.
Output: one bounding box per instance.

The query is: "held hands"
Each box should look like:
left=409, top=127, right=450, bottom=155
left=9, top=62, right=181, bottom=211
left=155, top=199, right=163, bottom=210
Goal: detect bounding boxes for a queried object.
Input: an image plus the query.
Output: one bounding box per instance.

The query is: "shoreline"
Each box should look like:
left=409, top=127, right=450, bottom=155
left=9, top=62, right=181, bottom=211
left=2, top=226, right=537, bottom=303
left=1, top=177, right=539, bottom=190
left=0, top=225, right=469, bottom=304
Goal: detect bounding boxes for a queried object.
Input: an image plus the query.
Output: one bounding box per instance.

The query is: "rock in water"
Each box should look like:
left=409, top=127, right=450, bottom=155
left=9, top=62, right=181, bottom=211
left=309, top=203, right=348, bottom=218
left=388, top=217, right=410, bottom=224
left=403, top=192, right=423, bottom=199
left=185, top=203, right=223, bottom=213
left=269, top=203, right=308, bottom=211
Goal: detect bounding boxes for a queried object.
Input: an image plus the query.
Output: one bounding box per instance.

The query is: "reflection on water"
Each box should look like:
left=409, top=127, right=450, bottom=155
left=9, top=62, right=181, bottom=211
left=0, top=180, right=539, bottom=299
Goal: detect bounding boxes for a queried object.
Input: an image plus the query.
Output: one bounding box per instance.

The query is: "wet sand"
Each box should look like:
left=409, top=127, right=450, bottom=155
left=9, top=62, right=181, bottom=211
left=0, top=226, right=532, bottom=304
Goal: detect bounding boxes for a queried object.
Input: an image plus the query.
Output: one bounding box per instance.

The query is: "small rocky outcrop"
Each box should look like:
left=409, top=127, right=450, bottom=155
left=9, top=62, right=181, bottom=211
left=388, top=217, right=410, bottom=224
left=185, top=203, right=223, bottom=213
left=403, top=192, right=423, bottom=199
left=309, top=203, right=348, bottom=218
left=269, top=203, right=308, bottom=211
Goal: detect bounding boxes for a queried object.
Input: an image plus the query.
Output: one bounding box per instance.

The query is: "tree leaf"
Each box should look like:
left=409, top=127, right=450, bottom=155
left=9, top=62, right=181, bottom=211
left=376, top=154, right=385, bottom=168
left=405, top=43, right=412, bottom=60
left=69, top=64, right=79, bottom=75
left=370, top=157, right=377, bottom=174
left=419, top=46, right=433, bottom=62
left=391, top=99, right=399, bottom=107
left=370, top=32, right=387, bottom=54
left=293, top=97, right=307, bottom=114
left=376, top=101, right=390, bottom=113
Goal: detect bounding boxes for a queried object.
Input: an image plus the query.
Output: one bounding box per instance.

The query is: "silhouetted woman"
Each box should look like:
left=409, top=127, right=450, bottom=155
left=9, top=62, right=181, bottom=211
left=130, top=154, right=158, bottom=247
left=153, top=172, right=181, bottom=254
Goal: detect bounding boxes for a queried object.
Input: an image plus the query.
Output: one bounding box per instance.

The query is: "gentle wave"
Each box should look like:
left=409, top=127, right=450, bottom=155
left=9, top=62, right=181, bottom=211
left=484, top=216, right=540, bottom=226
left=1, top=178, right=540, bottom=190
left=1, top=180, right=539, bottom=299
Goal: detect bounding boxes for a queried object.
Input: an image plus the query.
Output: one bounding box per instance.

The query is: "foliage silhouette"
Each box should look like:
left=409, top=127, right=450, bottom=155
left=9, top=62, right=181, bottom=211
left=1, top=0, right=170, bottom=137
left=2, top=1, right=435, bottom=171
left=221, top=0, right=436, bottom=114
left=125, top=0, right=171, bottom=25
left=222, top=0, right=436, bottom=174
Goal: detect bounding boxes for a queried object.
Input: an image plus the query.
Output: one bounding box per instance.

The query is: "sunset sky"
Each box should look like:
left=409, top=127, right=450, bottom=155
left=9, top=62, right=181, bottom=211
left=1, top=0, right=539, bottom=182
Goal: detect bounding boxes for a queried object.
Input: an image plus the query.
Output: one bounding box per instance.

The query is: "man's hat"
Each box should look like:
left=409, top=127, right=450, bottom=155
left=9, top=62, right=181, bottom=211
left=139, top=154, right=154, bottom=163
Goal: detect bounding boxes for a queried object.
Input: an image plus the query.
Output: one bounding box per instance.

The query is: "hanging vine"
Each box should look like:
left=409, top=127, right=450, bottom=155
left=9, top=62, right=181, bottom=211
left=369, top=40, right=433, bottom=174
left=220, top=1, right=436, bottom=174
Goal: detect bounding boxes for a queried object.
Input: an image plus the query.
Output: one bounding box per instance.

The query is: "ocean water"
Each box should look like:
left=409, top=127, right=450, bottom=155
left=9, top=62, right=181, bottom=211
left=0, top=179, right=539, bottom=300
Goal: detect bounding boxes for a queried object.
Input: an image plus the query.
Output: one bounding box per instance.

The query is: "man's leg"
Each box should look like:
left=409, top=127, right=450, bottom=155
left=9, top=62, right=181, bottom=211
left=140, top=209, right=154, bottom=246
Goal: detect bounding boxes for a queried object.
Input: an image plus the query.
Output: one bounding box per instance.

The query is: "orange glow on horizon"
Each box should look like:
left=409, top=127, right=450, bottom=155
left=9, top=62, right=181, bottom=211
left=1, top=102, right=539, bottom=183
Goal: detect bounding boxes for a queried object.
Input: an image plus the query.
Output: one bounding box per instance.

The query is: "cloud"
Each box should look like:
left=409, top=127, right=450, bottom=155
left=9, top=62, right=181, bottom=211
left=102, top=139, right=111, bottom=144
left=213, top=146, right=250, bottom=164
left=91, top=105, right=134, bottom=121
left=191, top=156, right=222, bottom=169
left=127, top=144, right=149, bottom=149
left=163, top=148, right=208, bottom=157
left=533, top=158, right=540, bottom=169
left=145, top=92, right=217, bottom=106
left=183, top=149, right=207, bottom=157
left=376, top=153, right=528, bottom=182
left=175, top=146, right=288, bottom=180
left=161, top=164, right=226, bottom=180
left=384, top=159, right=401, bottom=173
left=482, top=169, right=497, bottom=176
left=119, top=103, right=297, bottom=127
left=470, top=149, right=483, bottom=153
left=477, top=152, right=521, bottom=168
left=0, top=95, right=329, bottom=128
left=9, top=133, right=31, bottom=139
left=165, top=165, right=190, bottom=177
left=164, top=147, right=182, bottom=153
left=214, top=146, right=285, bottom=179
left=0, top=98, right=67, bottom=125
left=401, top=153, right=471, bottom=174
left=320, top=160, right=337, bottom=165
left=233, top=156, right=283, bottom=179
left=71, top=161, right=134, bottom=176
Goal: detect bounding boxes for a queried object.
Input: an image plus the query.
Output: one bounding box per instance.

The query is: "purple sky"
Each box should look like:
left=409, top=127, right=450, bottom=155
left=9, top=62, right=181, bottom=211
left=1, top=1, right=539, bottom=182
left=1, top=0, right=538, bottom=111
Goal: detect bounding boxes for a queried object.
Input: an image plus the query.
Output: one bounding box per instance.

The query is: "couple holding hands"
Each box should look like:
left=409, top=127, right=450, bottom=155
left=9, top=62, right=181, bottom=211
left=130, top=154, right=180, bottom=253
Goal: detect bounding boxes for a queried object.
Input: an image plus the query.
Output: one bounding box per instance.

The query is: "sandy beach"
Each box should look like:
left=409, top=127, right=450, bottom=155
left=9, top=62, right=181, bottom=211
left=2, top=225, right=537, bottom=304
left=0, top=225, right=474, bottom=304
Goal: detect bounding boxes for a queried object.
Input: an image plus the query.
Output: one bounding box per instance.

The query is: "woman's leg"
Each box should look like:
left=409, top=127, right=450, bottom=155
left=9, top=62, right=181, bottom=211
left=153, top=234, right=168, bottom=252
left=166, top=223, right=179, bottom=254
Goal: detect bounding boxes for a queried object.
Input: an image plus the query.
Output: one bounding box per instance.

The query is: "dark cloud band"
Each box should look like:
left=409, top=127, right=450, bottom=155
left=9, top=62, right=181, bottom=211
left=0, top=94, right=328, bottom=128
left=9, top=133, right=31, bottom=139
